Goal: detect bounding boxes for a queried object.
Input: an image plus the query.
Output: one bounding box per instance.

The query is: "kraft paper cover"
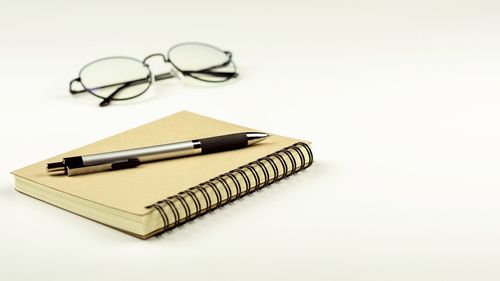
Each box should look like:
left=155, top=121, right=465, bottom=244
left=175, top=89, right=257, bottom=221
left=12, top=111, right=302, bottom=215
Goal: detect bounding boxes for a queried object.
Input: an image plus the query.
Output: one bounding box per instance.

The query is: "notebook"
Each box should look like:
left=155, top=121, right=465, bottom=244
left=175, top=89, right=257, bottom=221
left=11, top=111, right=313, bottom=239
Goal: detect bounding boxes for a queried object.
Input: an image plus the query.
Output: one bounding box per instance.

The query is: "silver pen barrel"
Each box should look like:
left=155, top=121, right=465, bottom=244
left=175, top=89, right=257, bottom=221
left=82, top=140, right=201, bottom=166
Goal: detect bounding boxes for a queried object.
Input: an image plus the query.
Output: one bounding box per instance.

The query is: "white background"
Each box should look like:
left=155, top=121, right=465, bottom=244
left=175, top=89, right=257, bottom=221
left=1, top=0, right=499, bottom=280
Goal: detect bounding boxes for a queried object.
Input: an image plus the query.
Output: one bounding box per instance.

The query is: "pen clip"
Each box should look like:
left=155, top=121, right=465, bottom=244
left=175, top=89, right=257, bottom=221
left=111, top=158, right=141, bottom=170
left=67, top=158, right=141, bottom=176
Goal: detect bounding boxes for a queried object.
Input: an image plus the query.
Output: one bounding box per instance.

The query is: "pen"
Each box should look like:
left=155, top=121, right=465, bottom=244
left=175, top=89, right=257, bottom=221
left=47, top=132, right=269, bottom=176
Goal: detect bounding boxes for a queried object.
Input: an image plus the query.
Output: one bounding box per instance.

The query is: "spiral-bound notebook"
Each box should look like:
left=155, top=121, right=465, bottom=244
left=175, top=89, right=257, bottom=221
left=11, top=111, right=313, bottom=239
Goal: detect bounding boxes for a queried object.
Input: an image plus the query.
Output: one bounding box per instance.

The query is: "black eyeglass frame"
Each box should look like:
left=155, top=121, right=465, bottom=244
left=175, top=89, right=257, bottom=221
left=69, top=42, right=238, bottom=106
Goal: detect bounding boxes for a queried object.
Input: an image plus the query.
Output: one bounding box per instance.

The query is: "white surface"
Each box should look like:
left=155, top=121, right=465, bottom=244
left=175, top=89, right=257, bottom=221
left=1, top=0, right=499, bottom=280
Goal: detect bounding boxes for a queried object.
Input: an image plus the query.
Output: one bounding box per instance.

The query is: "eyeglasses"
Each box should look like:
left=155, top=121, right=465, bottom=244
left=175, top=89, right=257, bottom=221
left=69, top=42, right=238, bottom=107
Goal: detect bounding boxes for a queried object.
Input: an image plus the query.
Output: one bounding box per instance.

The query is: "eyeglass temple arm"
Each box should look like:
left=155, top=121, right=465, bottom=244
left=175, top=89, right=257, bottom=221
left=154, top=72, right=175, bottom=81
left=182, top=65, right=238, bottom=79
left=98, top=78, right=150, bottom=106
left=98, top=71, right=190, bottom=106
left=70, top=67, right=235, bottom=96
left=183, top=70, right=238, bottom=78
left=100, top=68, right=236, bottom=106
left=69, top=72, right=174, bottom=96
left=181, top=52, right=238, bottom=78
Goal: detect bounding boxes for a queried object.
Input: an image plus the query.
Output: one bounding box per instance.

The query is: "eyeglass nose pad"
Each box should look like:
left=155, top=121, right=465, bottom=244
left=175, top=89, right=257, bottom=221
left=170, top=66, right=184, bottom=80
left=223, top=51, right=233, bottom=59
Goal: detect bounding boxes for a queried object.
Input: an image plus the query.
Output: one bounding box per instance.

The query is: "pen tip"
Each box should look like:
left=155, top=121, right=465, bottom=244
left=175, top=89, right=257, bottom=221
left=246, top=132, right=270, bottom=145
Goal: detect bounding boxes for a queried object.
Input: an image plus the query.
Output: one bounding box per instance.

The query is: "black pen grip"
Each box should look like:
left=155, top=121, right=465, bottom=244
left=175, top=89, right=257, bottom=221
left=199, top=133, right=248, bottom=154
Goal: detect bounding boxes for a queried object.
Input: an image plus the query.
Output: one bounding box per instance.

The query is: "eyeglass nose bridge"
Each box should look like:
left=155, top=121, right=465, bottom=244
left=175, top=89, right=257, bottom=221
left=142, top=53, right=179, bottom=83
left=142, top=53, right=169, bottom=66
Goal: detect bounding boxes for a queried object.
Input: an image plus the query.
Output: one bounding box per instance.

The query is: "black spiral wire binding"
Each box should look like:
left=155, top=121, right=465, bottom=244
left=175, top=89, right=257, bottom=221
left=224, top=172, right=242, bottom=200
left=233, top=169, right=251, bottom=196
left=191, top=185, right=211, bottom=214
left=245, top=164, right=261, bottom=191
left=183, top=190, right=201, bottom=218
left=271, top=152, right=289, bottom=178
left=206, top=181, right=222, bottom=209
left=164, top=199, right=180, bottom=228
left=146, top=142, right=313, bottom=235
